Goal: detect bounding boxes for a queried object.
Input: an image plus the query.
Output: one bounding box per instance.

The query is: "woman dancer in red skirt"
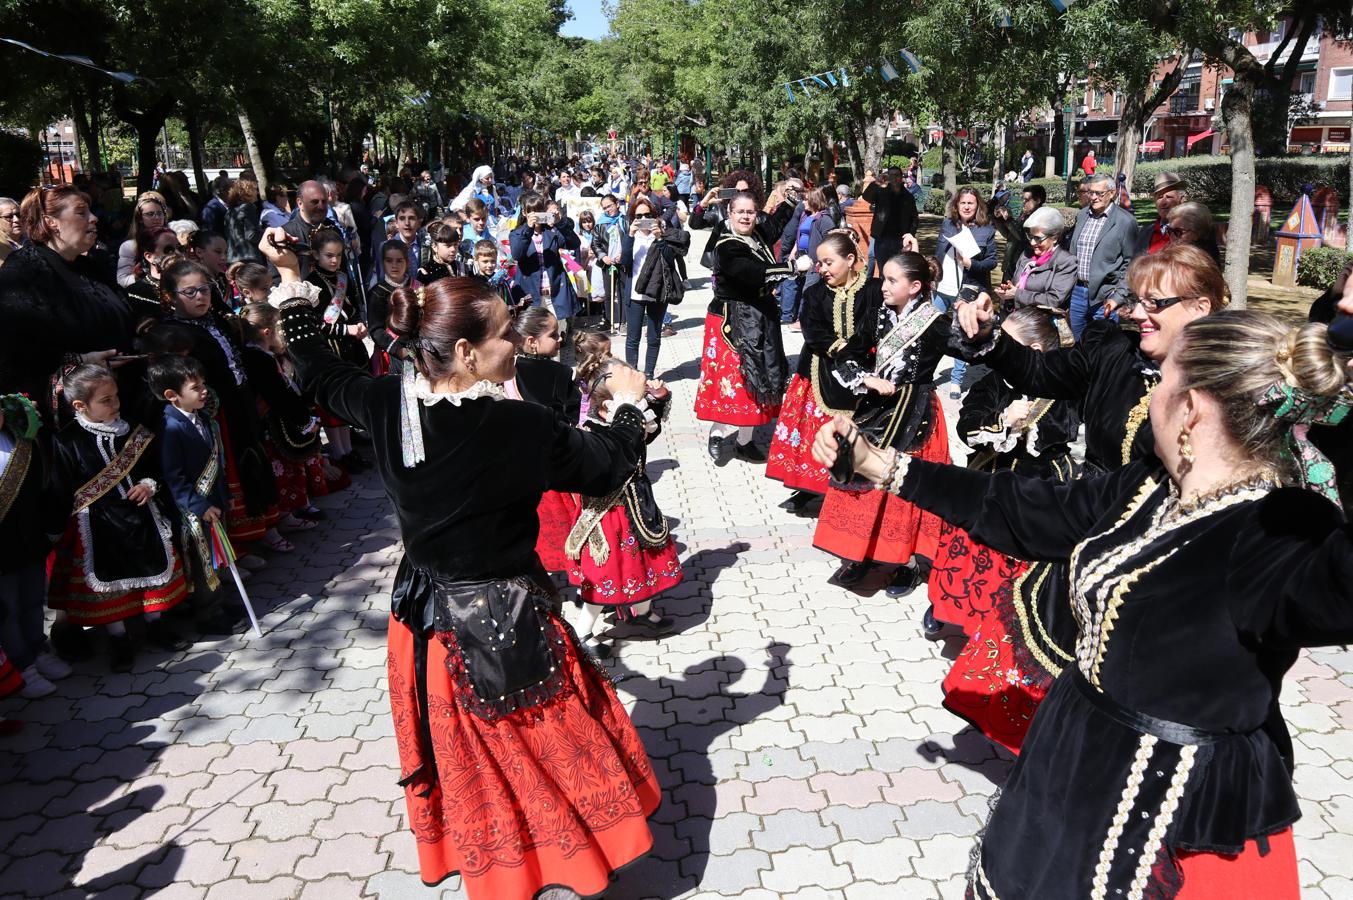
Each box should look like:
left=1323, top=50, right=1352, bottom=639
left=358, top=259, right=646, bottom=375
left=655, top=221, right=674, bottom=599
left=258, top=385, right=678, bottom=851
left=767, top=232, right=873, bottom=512
left=926, top=309, right=1080, bottom=752
left=566, top=348, right=681, bottom=657
left=694, top=187, right=795, bottom=465
left=812, top=251, right=953, bottom=598
left=264, top=229, right=661, bottom=899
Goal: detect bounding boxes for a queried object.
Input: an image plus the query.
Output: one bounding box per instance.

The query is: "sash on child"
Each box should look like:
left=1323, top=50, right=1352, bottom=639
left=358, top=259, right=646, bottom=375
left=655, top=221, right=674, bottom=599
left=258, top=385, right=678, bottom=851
left=0, top=437, right=31, bottom=522
left=873, top=302, right=942, bottom=375
left=564, top=477, right=631, bottom=566
left=72, top=426, right=154, bottom=513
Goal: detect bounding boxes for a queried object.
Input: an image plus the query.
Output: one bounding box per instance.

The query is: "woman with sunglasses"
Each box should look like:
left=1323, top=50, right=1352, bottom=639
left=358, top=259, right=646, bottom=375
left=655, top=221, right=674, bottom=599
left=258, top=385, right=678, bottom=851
left=991, top=206, right=1077, bottom=317
left=125, top=226, right=185, bottom=319
left=0, top=197, right=21, bottom=264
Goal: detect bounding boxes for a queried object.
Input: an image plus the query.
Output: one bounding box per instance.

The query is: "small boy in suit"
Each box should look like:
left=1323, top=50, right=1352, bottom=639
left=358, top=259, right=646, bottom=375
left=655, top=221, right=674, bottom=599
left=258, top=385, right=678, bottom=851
left=148, top=356, right=238, bottom=636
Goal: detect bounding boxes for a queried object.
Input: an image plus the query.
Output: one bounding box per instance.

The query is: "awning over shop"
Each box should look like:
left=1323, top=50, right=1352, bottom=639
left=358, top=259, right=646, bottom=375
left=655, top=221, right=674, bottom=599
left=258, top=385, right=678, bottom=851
left=1186, top=130, right=1215, bottom=149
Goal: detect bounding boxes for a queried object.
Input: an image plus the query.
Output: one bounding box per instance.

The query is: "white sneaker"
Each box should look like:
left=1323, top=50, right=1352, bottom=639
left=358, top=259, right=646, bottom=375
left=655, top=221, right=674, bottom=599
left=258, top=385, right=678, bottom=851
left=18, top=666, right=56, bottom=699
left=33, top=652, right=72, bottom=680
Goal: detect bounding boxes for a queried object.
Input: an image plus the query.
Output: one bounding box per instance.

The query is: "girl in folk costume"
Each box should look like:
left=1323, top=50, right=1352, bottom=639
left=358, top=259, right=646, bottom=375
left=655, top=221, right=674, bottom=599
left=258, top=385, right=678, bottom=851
left=262, top=241, right=661, bottom=898
left=228, top=261, right=273, bottom=309
left=566, top=349, right=681, bottom=657
left=162, top=258, right=281, bottom=556
left=306, top=227, right=371, bottom=473
left=48, top=366, right=190, bottom=672
left=767, top=232, right=872, bottom=512
left=573, top=329, right=612, bottom=425
left=694, top=188, right=797, bottom=465
left=507, top=307, right=583, bottom=574
left=237, top=304, right=328, bottom=528
left=814, top=310, right=1353, bottom=900
left=188, top=229, right=234, bottom=316
left=926, top=308, right=1081, bottom=754
left=418, top=222, right=460, bottom=285
left=368, top=239, right=412, bottom=377
left=812, top=251, right=954, bottom=596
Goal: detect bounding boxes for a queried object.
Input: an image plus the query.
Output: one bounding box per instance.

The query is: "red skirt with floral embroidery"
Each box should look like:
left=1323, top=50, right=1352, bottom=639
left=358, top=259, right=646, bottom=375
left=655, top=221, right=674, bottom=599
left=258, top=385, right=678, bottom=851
left=535, top=490, right=579, bottom=573
left=567, top=506, right=684, bottom=607
left=693, top=312, right=781, bottom=426
left=813, top=397, right=950, bottom=565
left=264, top=440, right=319, bottom=515
left=387, top=612, right=661, bottom=896
left=928, top=522, right=1026, bottom=634
left=940, top=602, right=1046, bottom=755
left=47, top=522, right=189, bottom=626
left=766, top=374, right=833, bottom=493
left=0, top=644, right=22, bottom=697
left=218, top=419, right=279, bottom=544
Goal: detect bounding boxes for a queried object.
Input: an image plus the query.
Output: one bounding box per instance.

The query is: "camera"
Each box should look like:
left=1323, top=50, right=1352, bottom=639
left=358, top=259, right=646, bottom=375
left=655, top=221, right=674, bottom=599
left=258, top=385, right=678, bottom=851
left=634, top=217, right=658, bottom=231
left=717, top=187, right=738, bottom=201
left=536, top=212, right=555, bottom=226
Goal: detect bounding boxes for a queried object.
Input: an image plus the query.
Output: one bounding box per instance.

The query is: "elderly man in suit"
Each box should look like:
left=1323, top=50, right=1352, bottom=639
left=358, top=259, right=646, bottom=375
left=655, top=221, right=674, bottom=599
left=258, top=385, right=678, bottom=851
left=1066, top=173, right=1137, bottom=340
left=1134, top=171, right=1187, bottom=256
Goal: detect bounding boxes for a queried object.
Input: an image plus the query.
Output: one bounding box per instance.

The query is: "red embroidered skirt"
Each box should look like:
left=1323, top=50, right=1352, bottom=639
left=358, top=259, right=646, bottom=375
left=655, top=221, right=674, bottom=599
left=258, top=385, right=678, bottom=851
left=568, top=505, right=683, bottom=607
left=928, top=522, right=1026, bottom=634
left=940, top=609, right=1047, bottom=755
left=47, top=522, right=188, bottom=626
left=0, top=643, right=22, bottom=697
left=387, top=613, right=661, bottom=896
left=693, top=312, right=781, bottom=426
left=536, top=490, right=579, bottom=573
left=766, top=374, right=833, bottom=493
left=813, top=396, right=950, bottom=565
left=263, top=440, right=319, bottom=515
left=218, top=418, right=279, bottom=544
left=1172, top=828, right=1298, bottom=899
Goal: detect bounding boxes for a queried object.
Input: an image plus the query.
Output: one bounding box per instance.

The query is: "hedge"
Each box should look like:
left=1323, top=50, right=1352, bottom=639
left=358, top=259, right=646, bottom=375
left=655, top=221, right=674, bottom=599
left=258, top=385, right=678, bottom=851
left=1132, top=157, right=1348, bottom=208
left=1296, top=246, right=1353, bottom=290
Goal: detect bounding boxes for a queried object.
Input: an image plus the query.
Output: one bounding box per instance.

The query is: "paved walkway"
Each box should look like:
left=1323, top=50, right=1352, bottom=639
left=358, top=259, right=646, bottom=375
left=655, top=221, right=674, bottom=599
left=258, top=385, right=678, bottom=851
left=3, top=259, right=1352, bottom=899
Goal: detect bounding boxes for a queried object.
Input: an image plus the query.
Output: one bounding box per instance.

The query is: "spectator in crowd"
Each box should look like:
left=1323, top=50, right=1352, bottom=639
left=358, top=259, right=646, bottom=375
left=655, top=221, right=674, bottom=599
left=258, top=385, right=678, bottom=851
left=1135, top=170, right=1187, bottom=255
left=1079, top=148, right=1097, bottom=176
left=158, top=172, right=200, bottom=222
left=322, top=178, right=361, bottom=268
left=201, top=178, right=230, bottom=234
left=859, top=167, right=919, bottom=275
left=1066, top=173, right=1138, bottom=340
left=554, top=169, right=582, bottom=214
left=780, top=186, right=833, bottom=326
left=282, top=180, right=341, bottom=279
left=1167, top=201, right=1222, bottom=267
left=1020, top=148, right=1035, bottom=182
left=0, top=197, right=20, bottom=265
left=935, top=186, right=997, bottom=397
left=675, top=161, right=693, bottom=202
left=224, top=177, right=264, bottom=264
left=117, top=194, right=170, bottom=287
left=622, top=194, right=687, bottom=377
left=1073, top=179, right=1091, bottom=209
left=992, top=205, right=1077, bottom=314
left=992, top=183, right=1046, bottom=276
left=510, top=191, right=581, bottom=318
left=690, top=169, right=768, bottom=271
left=411, top=170, right=444, bottom=219
left=260, top=182, right=293, bottom=231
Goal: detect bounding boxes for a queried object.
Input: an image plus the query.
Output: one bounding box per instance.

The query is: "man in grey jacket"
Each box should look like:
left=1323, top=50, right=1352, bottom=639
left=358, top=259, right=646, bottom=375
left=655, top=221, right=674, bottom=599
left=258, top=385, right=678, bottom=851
left=1066, top=174, right=1137, bottom=340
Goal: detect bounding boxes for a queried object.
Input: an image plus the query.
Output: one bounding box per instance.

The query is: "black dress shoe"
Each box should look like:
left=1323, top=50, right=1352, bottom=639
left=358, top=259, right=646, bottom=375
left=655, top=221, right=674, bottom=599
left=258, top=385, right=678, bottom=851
left=582, top=634, right=613, bottom=659
left=885, top=564, right=921, bottom=598
left=833, top=560, right=872, bottom=587
left=145, top=620, right=191, bottom=652
left=735, top=441, right=768, bottom=463
left=624, top=613, right=675, bottom=635
left=108, top=635, right=135, bottom=673
left=922, top=604, right=944, bottom=639
left=708, top=435, right=736, bottom=466
left=50, top=620, right=95, bottom=662
left=778, top=490, right=817, bottom=513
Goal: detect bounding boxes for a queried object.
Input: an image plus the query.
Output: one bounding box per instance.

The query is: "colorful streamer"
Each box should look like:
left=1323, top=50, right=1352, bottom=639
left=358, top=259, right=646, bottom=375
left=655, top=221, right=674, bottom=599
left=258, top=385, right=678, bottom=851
left=779, top=49, right=922, bottom=101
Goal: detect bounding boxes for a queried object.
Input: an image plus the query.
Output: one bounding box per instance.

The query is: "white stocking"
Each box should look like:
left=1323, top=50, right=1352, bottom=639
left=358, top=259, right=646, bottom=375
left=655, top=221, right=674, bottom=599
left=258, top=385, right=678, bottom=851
left=577, top=603, right=606, bottom=638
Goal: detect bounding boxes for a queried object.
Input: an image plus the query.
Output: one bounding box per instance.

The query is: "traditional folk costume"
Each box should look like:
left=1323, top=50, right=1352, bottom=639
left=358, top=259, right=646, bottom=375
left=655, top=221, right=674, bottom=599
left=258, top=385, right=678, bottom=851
left=278, top=296, right=661, bottom=898
left=512, top=354, right=583, bottom=573
left=887, top=447, right=1353, bottom=900
left=0, top=395, right=54, bottom=680
left=693, top=203, right=795, bottom=445
left=241, top=344, right=325, bottom=516
left=812, top=294, right=953, bottom=567
left=172, top=310, right=278, bottom=543
left=566, top=393, right=682, bottom=611
left=367, top=278, right=405, bottom=377
left=0, top=642, right=21, bottom=697
left=766, top=273, right=872, bottom=494
left=306, top=267, right=371, bottom=372
left=928, top=372, right=1080, bottom=752
left=47, top=415, right=187, bottom=624
left=159, top=400, right=231, bottom=595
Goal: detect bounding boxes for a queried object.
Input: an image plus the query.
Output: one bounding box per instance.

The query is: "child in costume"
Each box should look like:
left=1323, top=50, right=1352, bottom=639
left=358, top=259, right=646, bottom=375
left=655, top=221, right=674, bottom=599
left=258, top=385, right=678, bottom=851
left=566, top=349, right=681, bottom=657
left=48, top=365, right=190, bottom=671
left=305, top=227, right=370, bottom=473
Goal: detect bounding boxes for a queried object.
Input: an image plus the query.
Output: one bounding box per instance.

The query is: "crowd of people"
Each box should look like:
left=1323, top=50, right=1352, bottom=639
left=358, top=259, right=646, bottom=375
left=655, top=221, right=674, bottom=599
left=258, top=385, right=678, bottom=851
left=1, top=144, right=1351, bottom=900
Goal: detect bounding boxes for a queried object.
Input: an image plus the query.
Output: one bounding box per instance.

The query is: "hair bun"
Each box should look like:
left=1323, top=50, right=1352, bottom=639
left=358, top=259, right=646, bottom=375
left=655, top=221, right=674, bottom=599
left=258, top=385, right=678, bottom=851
left=388, top=285, right=423, bottom=341
left=1280, top=322, right=1347, bottom=397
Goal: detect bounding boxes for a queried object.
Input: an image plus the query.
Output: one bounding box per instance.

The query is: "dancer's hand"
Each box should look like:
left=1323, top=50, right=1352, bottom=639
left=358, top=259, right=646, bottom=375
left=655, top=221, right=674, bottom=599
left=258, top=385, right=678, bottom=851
left=202, top=506, right=222, bottom=524
left=127, top=483, right=153, bottom=505
left=861, top=375, right=895, bottom=397
left=955, top=292, right=995, bottom=339
left=812, top=416, right=890, bottom=482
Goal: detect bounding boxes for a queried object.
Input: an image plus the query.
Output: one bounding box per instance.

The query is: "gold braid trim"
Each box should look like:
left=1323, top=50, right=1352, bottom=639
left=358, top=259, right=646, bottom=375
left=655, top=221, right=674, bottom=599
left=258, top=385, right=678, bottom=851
left=72, top=426, right=155, bottom=513
left=1120, top=380, right=1156, bottom=468
left=0, top=436, right=32, bottom=523
left=808, top=272, right=867, bottom=417
left=1089, top=549, right=1176, bottom=687
left=564, top=477, right=632, bottom=565
left=1010, top=563, right=1074, bottom=678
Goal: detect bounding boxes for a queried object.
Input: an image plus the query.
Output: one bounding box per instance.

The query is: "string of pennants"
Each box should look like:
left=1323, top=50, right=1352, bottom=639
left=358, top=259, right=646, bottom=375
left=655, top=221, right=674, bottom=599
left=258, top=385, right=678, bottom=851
left=782, top=0, right=1077, bottom=103
left=0, top=37, right=142, bottom=83
left=783, top=50, right=923, bottom=103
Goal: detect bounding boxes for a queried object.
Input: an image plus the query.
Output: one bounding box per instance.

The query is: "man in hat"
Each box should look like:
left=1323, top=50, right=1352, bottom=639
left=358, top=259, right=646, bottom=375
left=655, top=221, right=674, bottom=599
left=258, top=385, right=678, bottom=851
left=1135, top=171, right=1187, bottom=256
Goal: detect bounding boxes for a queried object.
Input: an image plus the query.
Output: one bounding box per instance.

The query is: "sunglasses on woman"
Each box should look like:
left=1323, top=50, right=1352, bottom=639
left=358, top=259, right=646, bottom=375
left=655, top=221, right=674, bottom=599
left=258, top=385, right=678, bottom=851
left=1121, top=293, right=1193, bottom=313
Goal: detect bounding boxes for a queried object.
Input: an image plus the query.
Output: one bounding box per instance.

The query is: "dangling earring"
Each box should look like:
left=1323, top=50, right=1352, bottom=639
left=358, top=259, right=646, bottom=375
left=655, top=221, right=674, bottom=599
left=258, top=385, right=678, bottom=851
left=1178, top=427, right=1195, bottom=471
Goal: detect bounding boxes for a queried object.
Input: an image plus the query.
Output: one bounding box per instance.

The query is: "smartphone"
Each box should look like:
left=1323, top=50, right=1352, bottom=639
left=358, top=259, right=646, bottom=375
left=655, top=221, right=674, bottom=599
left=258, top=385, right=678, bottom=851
left=537, top=212, right=556, bottom=226
left=634, top=218, right=657, bottom=231
left=717, top=187, right=738, bottom=201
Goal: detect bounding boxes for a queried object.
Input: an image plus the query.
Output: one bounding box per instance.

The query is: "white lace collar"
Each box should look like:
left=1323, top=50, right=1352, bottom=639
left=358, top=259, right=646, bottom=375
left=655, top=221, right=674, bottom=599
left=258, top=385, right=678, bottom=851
left=75, top=413, right=130, bottom=437
left=412, top=375, right=505, bottom=406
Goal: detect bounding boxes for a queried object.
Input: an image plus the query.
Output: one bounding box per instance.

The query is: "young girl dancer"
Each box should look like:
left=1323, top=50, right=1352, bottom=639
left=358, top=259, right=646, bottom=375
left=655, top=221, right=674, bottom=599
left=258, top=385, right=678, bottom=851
left=812, top=252, right=953, bottom=596
left=305, top=227, right=370, bottom=472
left=573, top=329, right=612, bottom=425
left=567, top=348, right=681, bottom=657
left=927, top=308, right=1081, bottom=752
left=49, top=365, right=190, bottom=670
left=367, top=239, right=411, bottom=376
left=505, top=306, right=582, bottom=573
left=767, top=232, right=871, bottom=511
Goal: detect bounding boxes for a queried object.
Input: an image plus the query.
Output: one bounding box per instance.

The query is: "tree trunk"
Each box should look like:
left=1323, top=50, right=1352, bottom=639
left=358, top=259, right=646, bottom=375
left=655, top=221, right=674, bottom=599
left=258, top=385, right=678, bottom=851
left=1220, top=50, right=1260, bottom=310
left=843, top=118, right=864, bottom=182
left=236, top=104, right=270, bottom=194
left=942, top=130, right=957, bottom=199
left=1114, top=52, right=1191, bottom=192
left=993, top=119, right=1007, bottom=180
left=862, top=115, right=887, bottom=175
left=185, top=107, right=209, bottom=200
left=69, top=83, right=102, bottom=174
left=110, top=90, right=175, bottom=194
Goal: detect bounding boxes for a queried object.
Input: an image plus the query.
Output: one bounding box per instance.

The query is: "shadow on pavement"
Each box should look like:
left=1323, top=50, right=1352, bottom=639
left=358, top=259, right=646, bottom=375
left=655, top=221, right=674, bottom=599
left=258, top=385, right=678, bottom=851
left=917, top=725, right=1014, bottom=787
left=606, top=642, right=792, bottom=898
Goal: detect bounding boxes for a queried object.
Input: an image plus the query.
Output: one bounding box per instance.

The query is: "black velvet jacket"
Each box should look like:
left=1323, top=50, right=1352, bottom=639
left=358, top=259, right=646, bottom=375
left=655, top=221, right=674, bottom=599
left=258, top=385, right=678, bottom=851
left=241, top=346, right=320, bottom=461
left=899, top=459, right=1353, bottom=899
left=972, top=319, right=1155, bottom=473
left=515, top=355, right=582, bottom=425
left=710, top=202, right=796, bottom=405
left=956, top=371, right=1081, bottom=479
left=795, top=276, right=876, bottom=415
